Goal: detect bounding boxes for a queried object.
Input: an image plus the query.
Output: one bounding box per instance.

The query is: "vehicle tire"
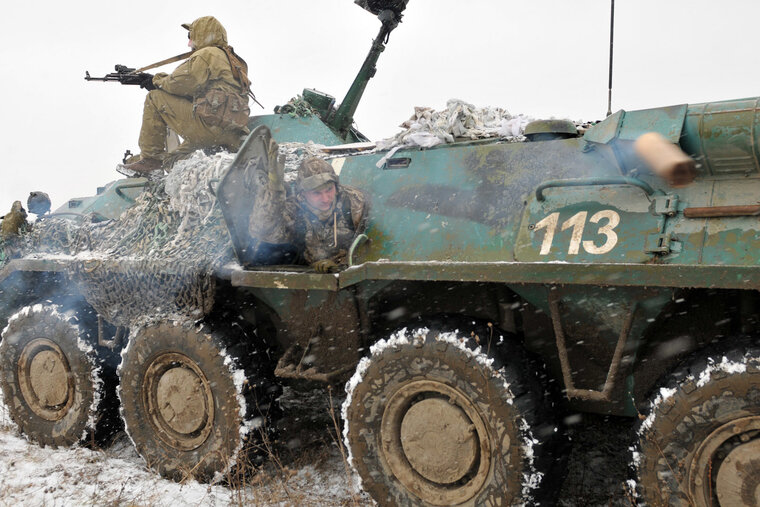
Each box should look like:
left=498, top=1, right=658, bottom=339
left=634, top=341, right=760, bottom=506
left=0, top=304, right=109, bottom=446
left=118, top=320, right=278, bottom=482
left=343, top=324, right=560, bottom=506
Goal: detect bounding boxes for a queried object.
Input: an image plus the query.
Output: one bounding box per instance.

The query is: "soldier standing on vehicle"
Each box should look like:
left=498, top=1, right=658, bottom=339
left=119, top=16, right=251, bottom=176
left=250, top=150, right=368, bottom=272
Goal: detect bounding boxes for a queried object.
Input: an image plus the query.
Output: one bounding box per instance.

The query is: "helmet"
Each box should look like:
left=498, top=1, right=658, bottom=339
left=297, top=157, right=338, bottom=192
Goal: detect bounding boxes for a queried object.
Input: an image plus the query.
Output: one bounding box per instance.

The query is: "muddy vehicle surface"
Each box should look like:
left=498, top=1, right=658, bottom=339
left=3, top=1, right=760, bottom=505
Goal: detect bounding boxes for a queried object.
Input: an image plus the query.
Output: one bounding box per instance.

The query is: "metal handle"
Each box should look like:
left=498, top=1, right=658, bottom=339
left=208, top=178, right=220, bottom=197
left=536, top=177, right=656, bottom=201
left=348, top=234, right=368, bottom=267
left=684, top=205, right=760, bottom=218
left=114, top=182, right=147, bottom=203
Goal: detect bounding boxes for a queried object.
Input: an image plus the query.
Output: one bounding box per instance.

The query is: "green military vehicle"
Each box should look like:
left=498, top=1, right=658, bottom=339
left=2, top=1, right=760, bottom=505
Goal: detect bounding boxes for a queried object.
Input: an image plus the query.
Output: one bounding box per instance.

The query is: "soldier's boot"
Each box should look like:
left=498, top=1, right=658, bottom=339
left=116, top=157, right=164, bottom=180
left=125, top=157, right=162, bottom=173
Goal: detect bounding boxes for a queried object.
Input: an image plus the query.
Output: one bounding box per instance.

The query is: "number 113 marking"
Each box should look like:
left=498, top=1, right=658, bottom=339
left=533, top=210, right=620, bottom=255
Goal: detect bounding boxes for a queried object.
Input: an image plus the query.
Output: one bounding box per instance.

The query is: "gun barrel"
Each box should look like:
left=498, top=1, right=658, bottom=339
left=84, top=67, right=145, bottom=85
left=84, top=72, right=121, bottom=82
left=84, top=71, right=111, bottom=81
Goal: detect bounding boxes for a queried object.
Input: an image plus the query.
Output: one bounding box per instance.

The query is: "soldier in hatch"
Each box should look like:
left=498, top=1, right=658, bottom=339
left=119, top=16, right=251, bottom=176
left=250, top=154, right=368, bottom=273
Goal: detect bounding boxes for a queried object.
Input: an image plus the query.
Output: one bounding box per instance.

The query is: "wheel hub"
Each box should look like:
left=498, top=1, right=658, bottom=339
left=17, top=338, right=74, bottom=420
left=715, top=438, right=760, bottom=506
left=380, top=380, right=494, bottom=506
left=400, top=398, right=478, bottom=484
left=689, top=416, right=760, bottom=506
left=156, top=367, right=208, bottom=435
left=144, top=352, right=214, bottom=451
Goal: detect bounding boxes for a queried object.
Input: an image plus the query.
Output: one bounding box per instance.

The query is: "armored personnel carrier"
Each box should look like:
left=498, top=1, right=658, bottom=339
left=2, top=1, right=760, bottom=505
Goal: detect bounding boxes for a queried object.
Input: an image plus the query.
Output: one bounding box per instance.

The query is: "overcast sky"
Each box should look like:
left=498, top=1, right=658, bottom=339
left=1, top=0, right=758, bottom=216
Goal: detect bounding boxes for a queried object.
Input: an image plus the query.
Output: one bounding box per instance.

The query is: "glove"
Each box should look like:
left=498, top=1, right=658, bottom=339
left=138, top=73, right=156, bottom=90
left=266, top=137, right=285, bottom=191
left=312, top=259, right=338, bottom=273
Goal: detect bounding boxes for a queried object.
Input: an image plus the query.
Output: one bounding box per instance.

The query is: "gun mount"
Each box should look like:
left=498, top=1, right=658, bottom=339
left=327, top=1, right=407, bottom=136
left=250, top=0, right=408, bottom=145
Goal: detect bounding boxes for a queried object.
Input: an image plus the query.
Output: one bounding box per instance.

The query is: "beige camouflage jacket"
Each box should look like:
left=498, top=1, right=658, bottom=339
left=153, top=17, right=248, bottom=115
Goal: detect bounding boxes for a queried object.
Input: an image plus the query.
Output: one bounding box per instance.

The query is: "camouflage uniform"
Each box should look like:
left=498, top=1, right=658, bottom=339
left=250, top=155, right=368, bottom=268
left=138, top=16, right=250, bottom=162
left=1, top=201, right=28, bottom=239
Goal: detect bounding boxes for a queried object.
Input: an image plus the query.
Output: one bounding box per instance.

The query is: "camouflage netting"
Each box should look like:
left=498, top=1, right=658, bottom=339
left=0, top=145, right=330, bottom=328
left=274, top=95, right=322, bottom=118
left=377, top=99, right=534, bottom=149
left=371, top=99, right=532, bottom=167
left=372, top=99, right=597, bottom=167
left=1, top=152, right=239, bottom=327
left=278, top=141, right=329, bottom=182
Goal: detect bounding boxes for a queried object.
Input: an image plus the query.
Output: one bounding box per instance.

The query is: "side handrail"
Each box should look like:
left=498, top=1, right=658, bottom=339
left=348, top=234, right=368, bottom=267
left=536, top=177, right=656, bottom=201
left=114, top=182, right=148, bottom=203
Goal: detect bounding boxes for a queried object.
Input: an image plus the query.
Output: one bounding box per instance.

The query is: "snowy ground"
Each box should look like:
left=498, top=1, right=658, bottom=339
left=0, top=389, right=372, bottom=507
left=0, top=431, right=371, bottom=506
left=0, top=386, right=635, bottom=506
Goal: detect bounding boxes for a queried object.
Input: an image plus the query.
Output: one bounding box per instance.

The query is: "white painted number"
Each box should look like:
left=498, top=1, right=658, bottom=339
left=561, top=211, right=587, bottom=255
left=583, top=210, right=620, bottom=254
left=533, top=210, right=621, bottom=255
left=534, top=212, right=559, bottom=255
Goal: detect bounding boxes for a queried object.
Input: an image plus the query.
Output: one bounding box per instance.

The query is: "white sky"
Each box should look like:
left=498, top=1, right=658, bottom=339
left=1, top=0, right=758, bottom=216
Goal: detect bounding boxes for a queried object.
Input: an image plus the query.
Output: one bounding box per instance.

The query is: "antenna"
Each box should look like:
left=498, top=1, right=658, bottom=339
left=606, top=0, right=615, bottom=117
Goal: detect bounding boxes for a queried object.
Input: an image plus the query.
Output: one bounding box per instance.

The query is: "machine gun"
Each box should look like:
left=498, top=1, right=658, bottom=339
left=327, top=2, right=408, bottom=136
left=84, top=52, right=262, bottom=106
left=84, top=65, right=153, bottom=87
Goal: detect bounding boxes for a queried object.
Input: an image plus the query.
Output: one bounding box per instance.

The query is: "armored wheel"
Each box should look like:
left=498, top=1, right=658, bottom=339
left=0, top=304, right=108, bottom=446
left=343, top=325, right=560, bottom=506
left=118, top=320, right=278, bottom=482
left=634, top=343, right=760, bottom=506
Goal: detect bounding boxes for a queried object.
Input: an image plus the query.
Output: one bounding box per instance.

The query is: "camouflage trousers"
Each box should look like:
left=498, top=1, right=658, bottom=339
left=139, top=89, right=245, bottom=160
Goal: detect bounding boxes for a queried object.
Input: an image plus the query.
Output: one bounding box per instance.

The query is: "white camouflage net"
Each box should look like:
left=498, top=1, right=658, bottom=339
left=278, top=141, right=328, bottom=182
left=374, top=99, right=534, bottom=166
left=165, top=151, right=235, bottom=239
left=10, top=151, right=241, bottom=326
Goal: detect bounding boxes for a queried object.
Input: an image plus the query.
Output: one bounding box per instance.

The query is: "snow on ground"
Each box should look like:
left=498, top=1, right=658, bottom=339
left=0, top=380, right=635, bottom=506
left=0, top=390, right=372, bottom=507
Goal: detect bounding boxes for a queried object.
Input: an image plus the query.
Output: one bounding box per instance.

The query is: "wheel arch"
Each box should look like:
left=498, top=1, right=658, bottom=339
left=361, top=280, right=524, bottom=343
left=631, top=287, right=760, bottom=413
